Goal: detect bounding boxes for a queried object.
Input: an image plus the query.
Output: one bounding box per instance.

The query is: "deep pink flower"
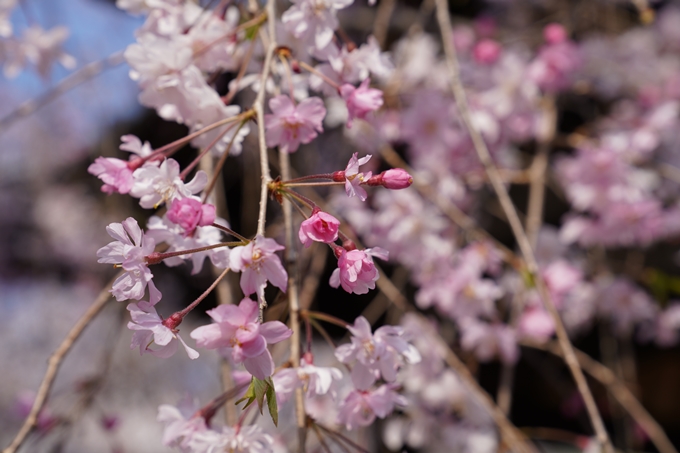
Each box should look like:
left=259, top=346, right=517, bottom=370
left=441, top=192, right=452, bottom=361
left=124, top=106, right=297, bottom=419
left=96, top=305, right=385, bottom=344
left=190, top=298, right=292, bottom=379
left=367, top=168, right=413, bottom=190
left=340, top=78, right=383, bottom=128
left=329, top=247, right=388, bottom=295
left=264, top=95, right=326, bottom=153
left=88, top=135, right=155, bottom=195
left=229, top=235, right=288, bottom=303
left=167, top=198, right=216, bottom=237
left=544, top=23, right=567, bottom=44
left=472, top=39, right=501, bottom=65
left=298, top=210, right=340, bottom=247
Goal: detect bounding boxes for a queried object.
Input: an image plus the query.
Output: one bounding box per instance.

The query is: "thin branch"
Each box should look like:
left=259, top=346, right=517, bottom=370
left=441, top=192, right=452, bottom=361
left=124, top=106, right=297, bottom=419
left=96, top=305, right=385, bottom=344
left=522, top=339, right=678, bottom=453
left=373, top=0, right=397, bottom=48
left=0, top=51, right=125, bottom=132
left=279, top=147, right=308, bottom=452
left=2, top=272, right=121, bottom=453
left=434, top=2, right=613, bottom=451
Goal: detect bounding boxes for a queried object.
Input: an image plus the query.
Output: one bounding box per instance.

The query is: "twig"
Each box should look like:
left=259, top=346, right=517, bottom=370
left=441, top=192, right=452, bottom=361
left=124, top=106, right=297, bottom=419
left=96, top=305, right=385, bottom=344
left=373, top=0, right=397, bottom=48
left=522, top=339, right=678, bottom=453
left=280, top=148, right=308, bottom=452
left=2, top=272, right=121, bottom=453
left=0, top=51, right=125, bottom=132
left=311, top=423, right=333, bottom=453
left=315, top=424, right=370, bottom=453
left=434, top=2, right=613, bottom=451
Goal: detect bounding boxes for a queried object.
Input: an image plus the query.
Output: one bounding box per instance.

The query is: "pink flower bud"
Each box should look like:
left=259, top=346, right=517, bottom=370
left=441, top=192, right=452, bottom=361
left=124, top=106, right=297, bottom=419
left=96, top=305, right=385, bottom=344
left=381, top=168, right=413, bottom=189
left=544, top=23, right=567, bottom=44
left=298, top=210, right=340, bottom=247
left=472, top=39, right=502, bottom=65
left=167, top=198, right=216, bottom=237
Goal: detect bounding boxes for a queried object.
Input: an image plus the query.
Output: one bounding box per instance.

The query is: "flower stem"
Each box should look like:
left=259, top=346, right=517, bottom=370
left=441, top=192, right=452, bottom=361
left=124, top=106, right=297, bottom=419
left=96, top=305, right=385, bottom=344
left=178, top=267, right=230, bottom=319
left=211, top=222, right=250, bottom=243
left=202, top=120, right=248, bottom=203
left=146, top=241, right=243, bottom=264
left=297, top=61, right=341, bottom=91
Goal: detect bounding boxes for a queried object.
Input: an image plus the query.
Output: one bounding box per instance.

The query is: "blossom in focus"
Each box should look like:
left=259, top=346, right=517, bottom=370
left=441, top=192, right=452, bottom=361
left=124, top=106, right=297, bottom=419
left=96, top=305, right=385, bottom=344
left=337, top=384, right=407, bottom=431
left=264, top=95, right=326, bottom=153
left=88, top=135, right=155, bottom=195
left=190, top=298, right=292, bottom=379
left=329, top=247, right=388, bottom=295
left=335, top=153, right=373, bottom=201
left=298, top=210, right=340, bottom=247
left=127, top=299, right=199, bottom=359
left=336, top=315, right=421, bottom=389
left=167, top=197, right=216, bottom=237
left=97, top=217, right=159, bottom=301
left=130, top=158, right=208, bottom=209
left=340, top=78, right=384, bottom=127
left=229, top=235, right=288, bottom=302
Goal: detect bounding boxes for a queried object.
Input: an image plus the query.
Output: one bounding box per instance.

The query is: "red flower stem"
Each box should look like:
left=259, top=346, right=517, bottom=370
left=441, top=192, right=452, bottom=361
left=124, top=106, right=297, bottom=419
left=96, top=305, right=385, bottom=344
left=282, top=190, right=317, bottom=211
left=297, top=61, right=341, bottom=91
left=180, top=120, right=239, bottom=180
left=305, top=317, right=313, bottom=354
left=178, top=267, right=230, bottom=318
left=147, top=241, right=243, bottom=263
left=307, top=318, right=337, bottom=349
left=202, top=120, right=248, bottom=203
left=281, top=173, right=335, bottom=184
left=283, top=181, right=344, bottom=188
left=282, top=192, right=311, bottom=220
left=210, top=222, right=250, bottom=243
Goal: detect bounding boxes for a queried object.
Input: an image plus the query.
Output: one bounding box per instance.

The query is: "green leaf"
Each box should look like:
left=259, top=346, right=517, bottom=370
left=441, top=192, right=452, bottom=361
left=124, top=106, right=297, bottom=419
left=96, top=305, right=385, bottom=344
left=235, top=378, right=257, bottom=409
left=253, top=377, right=269, bottom=414
left=245, top=24, right=259, bottom=41
left=265, top=377, right=279, bottom=427
left=521, top=269, right=536, bottom=289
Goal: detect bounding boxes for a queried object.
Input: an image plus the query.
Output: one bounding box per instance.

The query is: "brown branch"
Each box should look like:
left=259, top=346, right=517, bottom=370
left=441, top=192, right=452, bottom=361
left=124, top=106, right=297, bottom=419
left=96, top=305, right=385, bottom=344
left=522, top=339, right=678, bottom=453
left=2, top=272, right=121, bottom=453
left=434, top=1, right=613, bottom=451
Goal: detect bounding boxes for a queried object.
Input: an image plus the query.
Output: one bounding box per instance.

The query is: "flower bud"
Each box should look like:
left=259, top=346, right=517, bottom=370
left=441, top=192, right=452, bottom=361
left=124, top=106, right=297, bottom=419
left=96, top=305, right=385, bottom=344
left=380, top=168, right=413, bottom=189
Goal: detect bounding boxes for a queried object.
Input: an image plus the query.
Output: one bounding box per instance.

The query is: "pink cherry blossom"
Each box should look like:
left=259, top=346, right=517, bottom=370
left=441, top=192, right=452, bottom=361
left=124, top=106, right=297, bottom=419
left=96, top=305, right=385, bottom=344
left=130, top=158, right=208, bottom=209
left=544, top=23, right=568, bottom=44
left=189, top=425, right=274, bottom=453
left=157, top=403, right=207, bottom=451
left=336, top=152, right=373, bottom=201
left=229, top=235, right=288, bottom=302
left=190, top=298, right=291, bottom=379
left=340, top=78, right=384, bottom=128
left=298, top=209, right=340, bottom=247
left=281, top=0, right=353, bottom=51
left=127, top=299, right=199, bottom=359
left=337, top=384, right=407, bottom=431
left=88, top=135, right=155, bottom=195
left=329, top=247, right=388, bottom=295
left=458, top=318, right=518, bottom=364
left=167, top=197, right=216, bottom=237
left=472, top=39, right=501, bottom=65
left=273, top=356, right=343, bottom=406
left=335, top=315, right=421, bottom=389
left=97, top=217, right=159, bottom=302
left=264, top=95, right=326, bottom=153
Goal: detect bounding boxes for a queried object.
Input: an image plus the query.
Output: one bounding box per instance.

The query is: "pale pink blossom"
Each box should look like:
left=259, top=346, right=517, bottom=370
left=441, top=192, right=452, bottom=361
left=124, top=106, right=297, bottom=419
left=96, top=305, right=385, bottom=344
left=127, top=299, right=199, bottom=359
left=229, top=235, right=288, bottom=302
left=337, top=384, right=407, bottom=431
left=459, top=318, right=518, bottom=364
left=167, top=198, right=216, bottom=237
left=281, top=0, right=353, bottom=51
left=273, top=357, right=343, bottom=405
left=335, top=153, right=373, bottom=201
left=88, top=135, right=155, bottom=195
left=264, top=95, right=326, bottom=153
left=97, top=217, right=159, bottom=301
left=340, top=78, right=383, bottom=127
left=157, top=403, right=207, bottom=452
left=130, top=158, right=208, bottom=209
left=190, top=298, right=292, bottom=379
left=189, top=425, right=274, bottom=453
left=596, top=278, right=658, bottom=336
left=329, top=247, right=388, bottom=295
left=3, top=25, right=75, bottom=79
left=335, top=315, right=421, bottom=389
left=298, top=210, right=340, bottom=247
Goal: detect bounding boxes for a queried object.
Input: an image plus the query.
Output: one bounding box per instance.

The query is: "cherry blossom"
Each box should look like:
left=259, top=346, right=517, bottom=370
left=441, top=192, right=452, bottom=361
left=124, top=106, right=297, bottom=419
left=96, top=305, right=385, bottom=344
left=167, top=198, right=216, bottom=237
left=189, top=425, right=274, bottom=453
left=329, top=247, right=388, bottom=295
left=157, top=403, right=207, bottom=452
left=190, top=298, right=292, bottom=379
left=229, top=235, right=288, bottom=302
left=281, top=0, right=353, bottom=51
left=337, top=384, right=407, bottom=431
left=97, top=217, right=159, bottom=301
left=264, top=95, right=326, bottom=153
left=333, top=152, right=373, bottom=201
left=340, top=78, right=384, bottom=127
left=127, top=299, right=199, bottom=359
left=335, top=315, right=421, bottom=389
left=88, top=135, right=155, bottom=195
left=298, top=209, right=340, bottom=247
left=130, top=158, right=208, bottom=209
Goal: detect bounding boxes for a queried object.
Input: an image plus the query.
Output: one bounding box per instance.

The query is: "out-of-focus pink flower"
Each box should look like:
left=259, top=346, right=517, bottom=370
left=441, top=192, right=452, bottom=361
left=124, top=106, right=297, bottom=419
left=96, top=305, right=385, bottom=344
left=335, top=316, right=421, bottom=389
left=97, top=217, right=159, bottom=302
left=190, top=425, right=274, bottom=453
left=157, top=403, right=207, bottom=450
left=544, top=23, right=568, bottom=44
left=472, top=39, right=501, bottom=65
left=265, top=95, right=326, bottom=153
left=190, top=298, right=292, bottom=379
left=337, top=384, right=407, bottom=431
left=329, top=247, right=388, bottom=295
left=298, top=210, right=340, bottom=247
left=459, top=318, right=518, bottom=364
left=518, top=306, right=554, bottom=342
left=340, top=78, right=383, bottom=127
left=281, top=0, right=352, bottom=50
left=229, top=235, right=288, bottom=303
left=273, top=356, right=343, bottom=406
left=167, top=198, right=216, bottom=237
